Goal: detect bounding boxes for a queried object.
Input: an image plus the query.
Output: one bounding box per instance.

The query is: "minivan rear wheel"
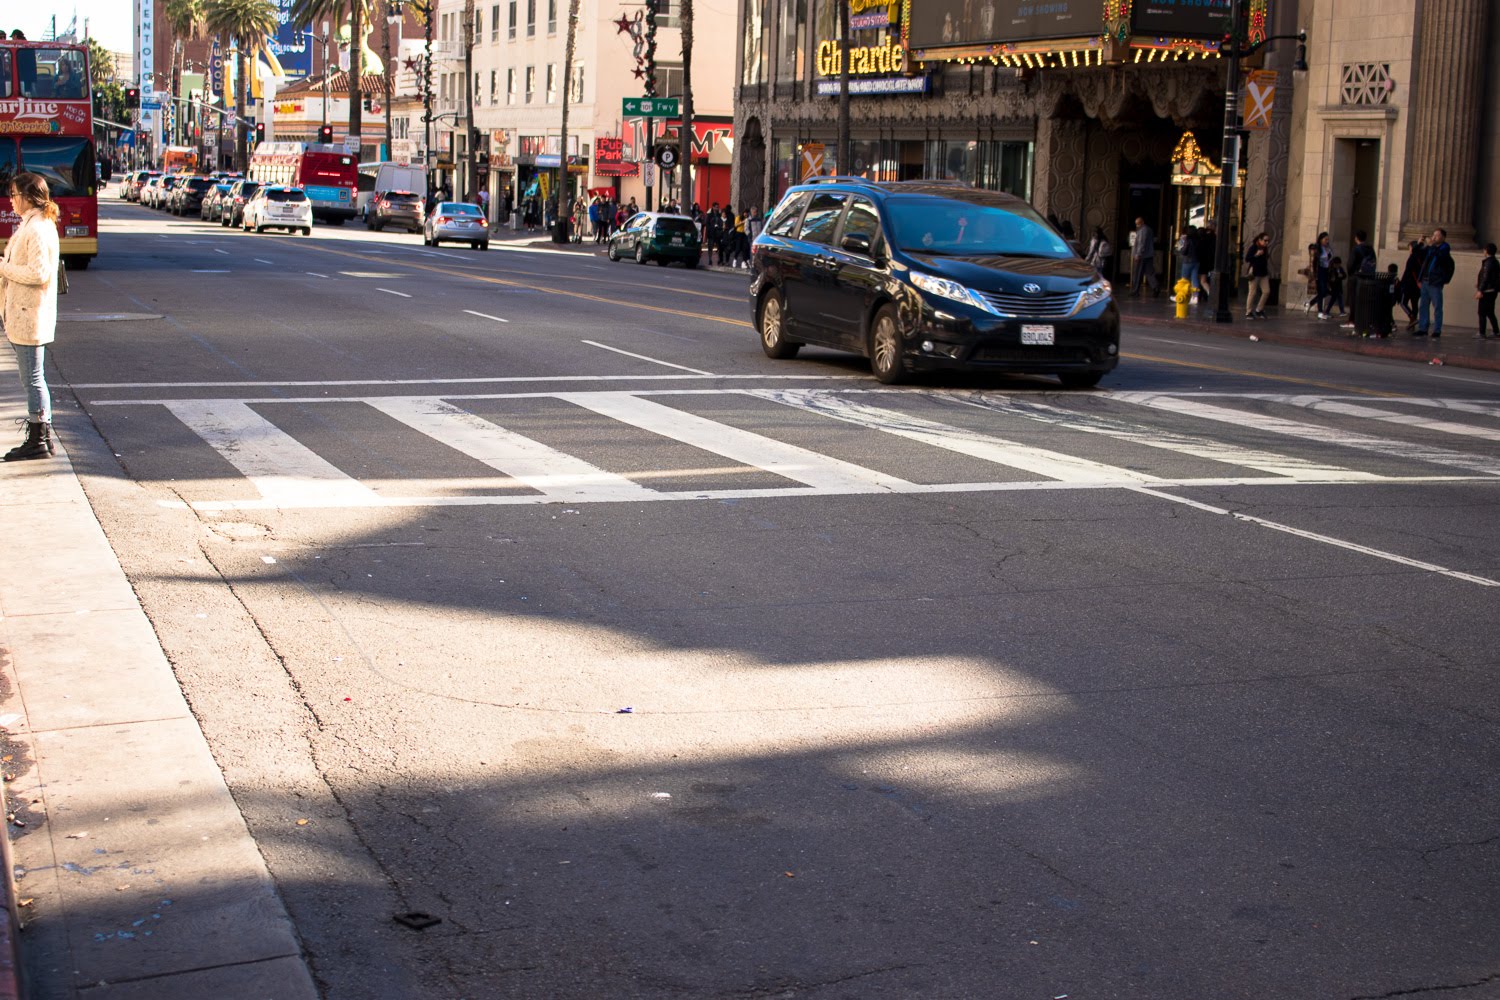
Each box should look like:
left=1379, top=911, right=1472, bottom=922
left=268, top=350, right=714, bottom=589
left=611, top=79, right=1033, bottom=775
left=869, top=305, right=906, bottom=384
left=759, top=290, right=799, bottom=359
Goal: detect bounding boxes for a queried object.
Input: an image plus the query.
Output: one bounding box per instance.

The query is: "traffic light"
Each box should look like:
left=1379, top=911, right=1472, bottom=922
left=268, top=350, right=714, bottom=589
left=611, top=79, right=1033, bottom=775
left=124, top=86, right=140, bottom=108
left=255, top=123, right=265, bottom=144
left=318, top=124, right=333, bottom=144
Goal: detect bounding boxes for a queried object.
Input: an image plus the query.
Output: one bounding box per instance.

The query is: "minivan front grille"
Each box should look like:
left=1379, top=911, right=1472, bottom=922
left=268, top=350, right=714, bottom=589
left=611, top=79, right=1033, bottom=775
left=975, top=290, right=1078, bottom=318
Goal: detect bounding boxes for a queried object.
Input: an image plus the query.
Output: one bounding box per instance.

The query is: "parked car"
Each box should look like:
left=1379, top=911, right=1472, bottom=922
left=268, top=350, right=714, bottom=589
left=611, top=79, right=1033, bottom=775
left=221, top=180, right=261, bottom=228
left=749, top=178, right=1118, bottom=387
left=366, top=190, right=424, bottom=233
left=171, top=176, right=215, bottom=216
left=423, top=201, right=488, bottom=249
left=607, top=212, right=701, bottom=267
left=128, top=171, right=160, bottom=202
left=150, top=174, right=184, bottom=209
left=242, top=185, right=313, bottom=235
left=202, top=183, right=234, bottom=221
left=118, top=170, right=138, bottom=199
left=141, top=175, right=167, bottom=208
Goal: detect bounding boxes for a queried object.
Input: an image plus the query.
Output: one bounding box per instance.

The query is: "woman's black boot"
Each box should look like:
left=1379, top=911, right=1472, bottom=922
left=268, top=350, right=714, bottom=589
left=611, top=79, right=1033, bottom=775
left=4, top=420, right=52, bottom=462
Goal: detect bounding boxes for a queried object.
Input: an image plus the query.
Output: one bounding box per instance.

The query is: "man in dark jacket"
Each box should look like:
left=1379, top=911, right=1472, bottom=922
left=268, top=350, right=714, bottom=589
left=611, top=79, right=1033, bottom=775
left=1415, top=228, right=1453, bottom=338
left=1349, top=230, right=1377, bottom=274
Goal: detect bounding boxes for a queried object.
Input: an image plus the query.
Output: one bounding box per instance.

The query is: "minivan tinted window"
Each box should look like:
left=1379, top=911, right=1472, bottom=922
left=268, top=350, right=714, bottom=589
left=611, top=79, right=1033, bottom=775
left=267, top=188, right=308, bottom=202
left=655, top=218, right=696, bottom=235
left=885, top=195, right=1072, bottom=258
left=797, top=192, right=846, bottom=245
left=766, top=192, right=810, bottom=237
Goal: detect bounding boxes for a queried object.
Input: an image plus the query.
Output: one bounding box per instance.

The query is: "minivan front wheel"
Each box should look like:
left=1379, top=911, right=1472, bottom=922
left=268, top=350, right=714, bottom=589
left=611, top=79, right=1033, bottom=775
left=759, top=290, right=799, bottom=359
left=869, top=305, right=907, bottom=384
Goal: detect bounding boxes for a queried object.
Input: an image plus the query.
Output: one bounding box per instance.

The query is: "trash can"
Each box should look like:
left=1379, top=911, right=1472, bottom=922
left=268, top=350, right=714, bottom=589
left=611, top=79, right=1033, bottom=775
left=1353, top=270, right=1394, bottom=337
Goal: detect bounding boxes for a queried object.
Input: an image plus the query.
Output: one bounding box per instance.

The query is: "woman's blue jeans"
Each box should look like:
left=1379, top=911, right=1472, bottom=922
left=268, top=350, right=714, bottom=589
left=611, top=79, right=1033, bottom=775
left=11, top=342, right=50, bottom=422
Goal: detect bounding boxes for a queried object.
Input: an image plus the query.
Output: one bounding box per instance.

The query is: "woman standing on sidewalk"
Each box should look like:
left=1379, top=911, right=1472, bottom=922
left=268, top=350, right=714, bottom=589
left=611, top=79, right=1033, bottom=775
left=1476, top=243, right=1500, bottom=338
left=1, top=171, right=59, bottom=462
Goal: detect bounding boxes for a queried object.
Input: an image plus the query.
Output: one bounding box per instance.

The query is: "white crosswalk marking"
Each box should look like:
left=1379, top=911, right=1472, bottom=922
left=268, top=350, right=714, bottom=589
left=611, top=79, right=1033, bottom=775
left=365, top=397, right=655, bottom=502
left=556, top=391, right=915, bottom=493
left=94, top=388, right=1500, bottom=511
left=752, top=388, right=1161, bottom=483
left=944, top=391, right=1381, bottom=482
left=163, top=400, right=382, bottom=507
left=1109, top=392, right=1500, bottom=478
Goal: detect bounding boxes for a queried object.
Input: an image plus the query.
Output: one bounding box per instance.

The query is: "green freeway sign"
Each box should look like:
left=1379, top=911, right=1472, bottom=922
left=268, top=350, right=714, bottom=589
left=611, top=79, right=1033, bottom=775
left=622, top=97, right=680, bottom=117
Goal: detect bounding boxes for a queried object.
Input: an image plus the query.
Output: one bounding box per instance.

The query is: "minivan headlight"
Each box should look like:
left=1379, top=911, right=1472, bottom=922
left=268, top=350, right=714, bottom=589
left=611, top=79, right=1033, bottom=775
left=1074, top=279, right=1112, bottom=312
left=911, top=272, right=998, bottom=314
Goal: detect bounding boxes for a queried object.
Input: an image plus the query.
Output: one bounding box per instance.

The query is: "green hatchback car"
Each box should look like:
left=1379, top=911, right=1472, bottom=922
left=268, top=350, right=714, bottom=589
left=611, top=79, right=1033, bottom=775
left=607, top=211, right=701, bottom=267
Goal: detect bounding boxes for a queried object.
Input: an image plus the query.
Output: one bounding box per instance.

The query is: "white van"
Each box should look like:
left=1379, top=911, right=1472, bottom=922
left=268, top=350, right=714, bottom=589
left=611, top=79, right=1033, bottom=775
left=356, top=162, right=428, bottom=219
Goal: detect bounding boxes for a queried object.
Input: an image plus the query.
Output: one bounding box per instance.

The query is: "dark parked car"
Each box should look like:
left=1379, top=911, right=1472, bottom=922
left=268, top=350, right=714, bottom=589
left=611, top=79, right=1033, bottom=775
left=366, top=190, right=423, bottom=233
left=221, top=180, right=261, bottom=228
left=749, top=178, right=1118, bottom=387
left=202, top=182, right=234, bottom=221
left=172, top=176, right=215, bottom=216
left=607, top=212, right=700, bottom=267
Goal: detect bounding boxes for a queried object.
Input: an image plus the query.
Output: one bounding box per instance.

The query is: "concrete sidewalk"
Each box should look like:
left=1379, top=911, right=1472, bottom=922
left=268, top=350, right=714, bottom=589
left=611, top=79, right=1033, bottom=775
left=0, top=351, right=318, bottom=999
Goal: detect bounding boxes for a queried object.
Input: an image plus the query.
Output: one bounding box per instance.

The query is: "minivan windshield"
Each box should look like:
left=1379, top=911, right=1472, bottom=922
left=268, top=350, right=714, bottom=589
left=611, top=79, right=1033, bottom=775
left=885, top=195, right=1072, bottom=259
left=266, top=188, right=308, bottom=202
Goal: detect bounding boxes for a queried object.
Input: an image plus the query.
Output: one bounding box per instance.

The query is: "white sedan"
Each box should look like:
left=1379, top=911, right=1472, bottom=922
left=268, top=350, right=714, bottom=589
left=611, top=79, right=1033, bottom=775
left=242, top=186, right=314, bottom=235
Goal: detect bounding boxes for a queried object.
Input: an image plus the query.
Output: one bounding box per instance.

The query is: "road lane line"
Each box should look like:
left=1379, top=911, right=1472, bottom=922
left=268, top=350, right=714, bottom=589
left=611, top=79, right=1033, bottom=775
left=756, top=388, right=1160, bottom=483
left=377, top=287, right=412, bottom=297
left=1129, top=486, right=1500, bottom=588
left=1110, top=392, right=1500, bottom=477
left=1136, top=336, right=1231, bottom=352
left=364, top=397, right=656, bottom=502
left=305, top=271, right=329, bottom=277
left=190, top=269, right=230, bottom=273
left=463, top=309, right=510, bottom=323
left=214, top=248, right=229, bottom=255
left=557, top=391, right=915, bottom=492
left=253, top=258, right=275, bottom=264
left=581, top=340, right=715, bottom=375
left=163, top=400, right=381, bottom=508
left=943, top=390, right=1379, bottom=482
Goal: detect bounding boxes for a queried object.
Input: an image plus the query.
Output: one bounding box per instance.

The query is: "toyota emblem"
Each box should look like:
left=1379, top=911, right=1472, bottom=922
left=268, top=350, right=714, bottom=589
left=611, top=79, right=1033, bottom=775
left=1023, top=282, right=1042, bottom=294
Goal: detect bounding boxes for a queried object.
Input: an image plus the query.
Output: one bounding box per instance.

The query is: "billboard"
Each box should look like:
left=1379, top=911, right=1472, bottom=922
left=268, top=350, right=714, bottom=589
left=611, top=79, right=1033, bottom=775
left=266, top=0, right=314, bottom=79
left=1131, top=0, right=1234, bottom=39
left=908, top=0, right=1093, bottom=49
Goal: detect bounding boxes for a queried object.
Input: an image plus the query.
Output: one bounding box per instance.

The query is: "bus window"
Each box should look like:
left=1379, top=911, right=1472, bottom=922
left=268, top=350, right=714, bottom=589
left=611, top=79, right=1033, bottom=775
left=20, top=136, right=93, bottom=198
left=0, top=138, right=17, bottom=188
left=0, top=50, right=11, bottom=98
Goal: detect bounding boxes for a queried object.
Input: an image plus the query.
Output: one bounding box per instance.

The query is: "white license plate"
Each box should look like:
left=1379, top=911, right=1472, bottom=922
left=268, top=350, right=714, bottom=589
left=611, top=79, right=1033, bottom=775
left=1021, top=324, right=1055, bottom=345
left=671, top=237, right=683, bottom=245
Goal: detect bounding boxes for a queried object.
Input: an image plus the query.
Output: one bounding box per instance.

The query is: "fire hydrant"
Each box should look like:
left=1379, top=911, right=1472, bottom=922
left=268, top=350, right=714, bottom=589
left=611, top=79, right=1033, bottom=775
left=1174, top=278, right=1192, bottom=319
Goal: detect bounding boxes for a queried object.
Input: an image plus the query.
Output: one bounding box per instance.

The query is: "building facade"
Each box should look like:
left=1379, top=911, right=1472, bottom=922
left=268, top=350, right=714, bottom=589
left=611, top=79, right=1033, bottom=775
left=1284, top=0, right=1497, bottom=292
left=732, top=0, right=1302, bottom=292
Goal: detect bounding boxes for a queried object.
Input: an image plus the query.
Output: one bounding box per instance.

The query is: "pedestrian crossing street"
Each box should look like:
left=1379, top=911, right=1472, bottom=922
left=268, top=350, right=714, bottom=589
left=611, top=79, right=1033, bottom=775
left=85, top=386, right=1500, bottom=511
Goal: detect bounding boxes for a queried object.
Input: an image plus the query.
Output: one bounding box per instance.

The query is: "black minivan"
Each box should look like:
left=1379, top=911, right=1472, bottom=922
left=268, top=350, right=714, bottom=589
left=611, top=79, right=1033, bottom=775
left=749, top=178, right=1118, bottom=387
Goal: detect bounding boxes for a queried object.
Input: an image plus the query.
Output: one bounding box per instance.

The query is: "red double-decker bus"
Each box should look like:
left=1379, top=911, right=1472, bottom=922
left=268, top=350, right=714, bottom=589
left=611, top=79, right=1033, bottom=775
left=249, top=142, right=358, bottom=223
left=0, top=40, right=98, bottom=268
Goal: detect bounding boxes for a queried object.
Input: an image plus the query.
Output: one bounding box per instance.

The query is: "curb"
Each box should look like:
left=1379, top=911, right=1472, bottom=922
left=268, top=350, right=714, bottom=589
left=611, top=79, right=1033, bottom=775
left=0, top=765, right=22, bottom=1000
left=1126, top=311, right=1500, bottom=373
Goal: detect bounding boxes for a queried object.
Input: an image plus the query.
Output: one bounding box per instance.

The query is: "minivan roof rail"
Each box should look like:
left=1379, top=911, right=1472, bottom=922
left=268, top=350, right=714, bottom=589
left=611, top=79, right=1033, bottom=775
left=799, top=175, right=877, bottom=185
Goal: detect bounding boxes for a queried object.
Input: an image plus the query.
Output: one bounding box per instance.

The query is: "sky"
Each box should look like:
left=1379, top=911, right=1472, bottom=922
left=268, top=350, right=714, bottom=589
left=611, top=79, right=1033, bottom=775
left=8, top=1, right=134, bottom=55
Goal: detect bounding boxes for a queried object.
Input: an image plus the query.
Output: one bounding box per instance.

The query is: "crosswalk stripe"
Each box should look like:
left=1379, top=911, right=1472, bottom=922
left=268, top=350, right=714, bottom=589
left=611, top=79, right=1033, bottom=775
left=753, top=389, right=1161, bottom=483
left=556, top=391, right=914, bottom=492
left=1109, top=392, right=1500, bottom=477
left=163, top=400, right=382, bottom=507
left=364, top=397, right=657, bottom=502
left=943, top=391, right=1380, bottom=482
left=1273, top=395, right=1500, bottom=442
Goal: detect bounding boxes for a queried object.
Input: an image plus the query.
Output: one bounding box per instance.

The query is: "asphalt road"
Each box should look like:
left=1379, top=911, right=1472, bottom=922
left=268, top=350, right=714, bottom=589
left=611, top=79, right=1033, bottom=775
left=43, top=199, right=1500, bottom=999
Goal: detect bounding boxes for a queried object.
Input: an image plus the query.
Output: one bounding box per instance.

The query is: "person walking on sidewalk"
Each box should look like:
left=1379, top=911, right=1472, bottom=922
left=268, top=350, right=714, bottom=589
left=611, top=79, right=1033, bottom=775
left=1298, top=242, right=1319, bottom=311
left=1, top=171, right=59, bottom=462
left=1243, top=232, right=1271, bottom=319
left=1326, top=256, right=1348, bottom=318
left=1476, top=242, right=1500, bottom=338
left=1314, top=231, right=1333, bottom=319
left=1129, top=217, right=1158, bottom=297
left=1195, top=222, right=1217, bottom=301
left=1400, top=239, right=1426, bottom=329
left=1415, top=227, right=1453, bottom=338
left=1173, top=226, right=1199, bottom=296
left=1085, top=226, right=1112, bottom=277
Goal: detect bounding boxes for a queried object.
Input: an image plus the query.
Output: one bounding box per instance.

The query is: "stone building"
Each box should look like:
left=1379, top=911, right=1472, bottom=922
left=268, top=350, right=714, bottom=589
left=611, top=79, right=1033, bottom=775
left=731, top=0, right=1301, bottom=291
left=1285, top=0, right=1497, bottom=296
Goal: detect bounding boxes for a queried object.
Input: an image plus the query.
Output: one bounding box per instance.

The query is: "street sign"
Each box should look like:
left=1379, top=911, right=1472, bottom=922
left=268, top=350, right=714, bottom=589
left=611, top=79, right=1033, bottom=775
left=642, top=161, right=655, bottom=188
left=800, top=142, right=825, bottom=180
left=622, top=97, right=679, bottom=117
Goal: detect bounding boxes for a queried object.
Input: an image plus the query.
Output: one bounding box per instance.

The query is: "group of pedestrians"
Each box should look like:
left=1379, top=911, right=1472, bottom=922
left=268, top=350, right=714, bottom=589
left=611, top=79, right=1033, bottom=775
left=701, top=204, right=756, bottom=268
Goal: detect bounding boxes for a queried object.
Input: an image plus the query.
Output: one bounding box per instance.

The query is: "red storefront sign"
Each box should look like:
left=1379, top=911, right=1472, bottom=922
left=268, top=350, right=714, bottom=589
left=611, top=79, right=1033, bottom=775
left=593, top=134, right=638, bottom=177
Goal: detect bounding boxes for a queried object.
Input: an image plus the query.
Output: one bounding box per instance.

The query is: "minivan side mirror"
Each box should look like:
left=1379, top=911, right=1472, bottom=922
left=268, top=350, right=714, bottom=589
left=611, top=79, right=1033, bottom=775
left=841, top=233, right=872, bottom=256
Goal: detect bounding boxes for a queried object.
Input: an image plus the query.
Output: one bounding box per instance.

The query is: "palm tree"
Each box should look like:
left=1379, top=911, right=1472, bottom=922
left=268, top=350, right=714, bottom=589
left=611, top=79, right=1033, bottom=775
left=165, top=0, right=206, bottom=142
left=86, top=38, right=115, bottom=88
left=291, top=0, right=374, bottom=149
left=554, top=0, right=581, bottom=241
left=204, top=0, right=278, bottom=170
left=675, top=0, right=693, bottom=213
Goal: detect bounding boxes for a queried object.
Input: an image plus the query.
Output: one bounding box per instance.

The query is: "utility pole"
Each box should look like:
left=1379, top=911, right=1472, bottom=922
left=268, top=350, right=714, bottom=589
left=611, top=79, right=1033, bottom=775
left=1212, top=0, right=1243, bottom=324
left=463, top=0, right=476, bottom=200
left=322, top=23, right=330, bottom=131
left=837, top=0, right=850, bottom=173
